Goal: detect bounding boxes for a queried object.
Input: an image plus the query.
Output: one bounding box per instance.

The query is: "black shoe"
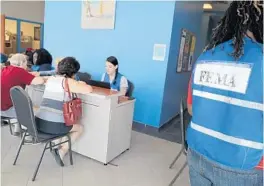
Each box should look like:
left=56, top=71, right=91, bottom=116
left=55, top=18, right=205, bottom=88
left=1, top=121, right=8, bottom=126
left=13, top=132, right=21, bottom=136
left=51, top=149, right=64, bottom=167
left=24, top=136, right=40, bottom=145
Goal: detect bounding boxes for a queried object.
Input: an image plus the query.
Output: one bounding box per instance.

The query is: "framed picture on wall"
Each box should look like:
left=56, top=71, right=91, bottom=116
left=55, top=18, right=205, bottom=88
left=81, top=0, right=116, bottom=29
left=34, top=27, right=40, bottom=41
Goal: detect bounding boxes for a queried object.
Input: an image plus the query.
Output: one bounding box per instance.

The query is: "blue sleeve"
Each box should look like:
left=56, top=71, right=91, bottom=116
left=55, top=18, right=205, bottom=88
left=31, top=65, right=40, bottom=72
left=38, top=64, right=53, bottom=71
left=39, top=70, right=56, bottom=76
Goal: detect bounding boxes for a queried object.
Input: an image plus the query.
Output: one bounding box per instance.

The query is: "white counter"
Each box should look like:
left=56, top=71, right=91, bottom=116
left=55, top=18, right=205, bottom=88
left=27, top=85, right=135, bottom=164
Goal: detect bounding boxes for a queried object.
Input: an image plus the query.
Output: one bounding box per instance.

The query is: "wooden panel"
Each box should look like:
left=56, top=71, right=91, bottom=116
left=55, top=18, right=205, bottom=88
left=91, top=86, right=118, bottom=96
left=1, top=14, right=5, bottom=53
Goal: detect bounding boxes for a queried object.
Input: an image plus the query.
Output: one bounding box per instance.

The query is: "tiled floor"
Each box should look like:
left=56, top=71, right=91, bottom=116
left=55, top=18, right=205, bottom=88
left=1, top=126, right=190, bottom=186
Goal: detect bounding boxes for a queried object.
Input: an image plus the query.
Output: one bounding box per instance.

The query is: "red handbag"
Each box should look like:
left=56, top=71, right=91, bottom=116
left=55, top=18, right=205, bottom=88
left=63, top=78, right=82, bottom=126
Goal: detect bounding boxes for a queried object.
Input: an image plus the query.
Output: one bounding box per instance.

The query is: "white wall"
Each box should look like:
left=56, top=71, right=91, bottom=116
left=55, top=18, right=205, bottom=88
left=1, top=1, right=45, bottom=23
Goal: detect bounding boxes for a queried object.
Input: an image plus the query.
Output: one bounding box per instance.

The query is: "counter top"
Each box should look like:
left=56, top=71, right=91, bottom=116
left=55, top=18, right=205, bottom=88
left=29, top=85, right=123, bottom=98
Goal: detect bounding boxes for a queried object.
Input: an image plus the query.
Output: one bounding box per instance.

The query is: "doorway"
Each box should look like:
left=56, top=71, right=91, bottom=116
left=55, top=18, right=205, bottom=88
left=4, top=17, right=43, bottom=56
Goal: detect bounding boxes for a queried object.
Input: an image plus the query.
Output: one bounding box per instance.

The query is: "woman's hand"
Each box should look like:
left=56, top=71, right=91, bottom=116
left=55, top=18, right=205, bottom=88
left=30, top=72, right=40, bottom=76
left=78, top=81, right=87, bottom=85
left=67, top=78, right=93, bottom=94
left=43, top=76, right=50, bottom=83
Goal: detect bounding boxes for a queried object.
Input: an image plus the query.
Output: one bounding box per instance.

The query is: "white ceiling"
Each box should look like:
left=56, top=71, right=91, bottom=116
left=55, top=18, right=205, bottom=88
left=1, top=1, right=45, bottom=23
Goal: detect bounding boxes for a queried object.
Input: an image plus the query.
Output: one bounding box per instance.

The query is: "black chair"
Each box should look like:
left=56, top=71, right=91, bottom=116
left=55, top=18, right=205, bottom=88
left=126, top=80, right=134, bottom=97
left=1, top=116, right=14, bottom=135
left=10, top=86, right=73, bottom=181
left=168, top=97, right=191, bottom=186
left=76, top=72, right=91, bottom=82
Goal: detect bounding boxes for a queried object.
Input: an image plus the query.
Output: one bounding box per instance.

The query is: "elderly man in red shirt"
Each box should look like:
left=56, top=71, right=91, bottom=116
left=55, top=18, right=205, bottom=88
left=1, top=53, right=45, bottom=134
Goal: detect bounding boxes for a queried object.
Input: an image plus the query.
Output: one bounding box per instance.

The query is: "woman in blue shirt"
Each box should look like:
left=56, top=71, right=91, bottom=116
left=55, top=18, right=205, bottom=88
left=101, top=56, right=128, bottom=95
left=31, top=48, right=54, bottom=72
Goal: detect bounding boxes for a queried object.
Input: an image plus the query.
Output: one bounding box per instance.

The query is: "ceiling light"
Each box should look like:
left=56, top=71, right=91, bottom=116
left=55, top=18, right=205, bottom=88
left=203, top=3, right=213, bottom=9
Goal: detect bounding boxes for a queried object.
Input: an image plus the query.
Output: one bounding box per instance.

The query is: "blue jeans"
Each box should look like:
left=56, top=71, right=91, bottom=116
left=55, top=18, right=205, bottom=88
left=187, top=148, right=263, bottom=186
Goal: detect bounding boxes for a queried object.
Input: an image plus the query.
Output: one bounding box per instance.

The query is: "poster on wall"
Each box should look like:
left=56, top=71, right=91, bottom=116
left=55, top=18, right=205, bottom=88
left=188, top=36, right=196, bottom=71
left=153, top=44, right=166, bottom=61
left=176, top=29, right=196, bottom=73
left=34, top=27, right=40, bottom=41
left=81, top=0, right=116, bottom=29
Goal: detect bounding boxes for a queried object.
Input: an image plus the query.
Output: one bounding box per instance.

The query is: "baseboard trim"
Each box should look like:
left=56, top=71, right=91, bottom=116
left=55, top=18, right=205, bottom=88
left=132, top=114, right=180, bottom=133
left=158, top=114, right=179, bottom=132
left=132, top=121, right=159, bottom=132
left=132, top=121, right=181, bottom=143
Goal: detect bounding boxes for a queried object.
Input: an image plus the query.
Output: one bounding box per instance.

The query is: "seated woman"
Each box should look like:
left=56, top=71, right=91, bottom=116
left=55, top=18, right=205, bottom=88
left=101, top=56, right=128, bottom=95
left=35, top=57, right=92, bottom=166
left=31, top=48, right=54, bottom=72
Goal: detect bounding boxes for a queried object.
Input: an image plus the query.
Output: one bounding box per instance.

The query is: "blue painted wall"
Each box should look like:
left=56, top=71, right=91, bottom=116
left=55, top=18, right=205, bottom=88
left=160, top=1, right=203, bottom=126
left=201, top=12, right=225, bottom=48
left=44, top=1, right=175, bottom=127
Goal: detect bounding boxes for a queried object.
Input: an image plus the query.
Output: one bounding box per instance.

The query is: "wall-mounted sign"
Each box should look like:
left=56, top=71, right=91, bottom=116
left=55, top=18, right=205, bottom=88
left=176, top=29, right=196, bottom=73
left=153, top=44, right=166, bottom=61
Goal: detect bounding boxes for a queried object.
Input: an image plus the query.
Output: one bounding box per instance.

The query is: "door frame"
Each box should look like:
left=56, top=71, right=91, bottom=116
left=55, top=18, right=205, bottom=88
left=1, top=14, right=5, bottom=53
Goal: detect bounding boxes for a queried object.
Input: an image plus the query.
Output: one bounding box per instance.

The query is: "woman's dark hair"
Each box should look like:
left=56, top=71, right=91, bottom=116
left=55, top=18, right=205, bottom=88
left=25, top=50, right=34, bottom=67
left=57, top=57, right=80, bottom=78
left=5, top=61, right=10, bottom=66
left=205, top=0, right=263, bottom=59
left=106, top=56, right=119, bottom=85
left=33, top=48, right=53, bottom=65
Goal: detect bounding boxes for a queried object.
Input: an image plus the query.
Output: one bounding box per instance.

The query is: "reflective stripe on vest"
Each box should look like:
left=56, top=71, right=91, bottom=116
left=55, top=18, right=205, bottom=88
left=190, top=122, right=264, bottom=150
left=193, top=90, right=263, bottom=111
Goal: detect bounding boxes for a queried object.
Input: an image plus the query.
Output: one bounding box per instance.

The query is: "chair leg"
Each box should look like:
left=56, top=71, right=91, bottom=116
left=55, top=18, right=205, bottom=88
left=169, top=148, right=184, bottom=169
left=8, top=119, right=13, bottom=135
left=168, top=161, right=187, bottom=186
left=19, top=124, right=23, bottom=139
left=67, top=135, right=73, bottom=165
left=49, top=142, right=52, bottom=152
left=13, top=132, right=26, bottom=165
left=32, top=143, right=48, bottom=181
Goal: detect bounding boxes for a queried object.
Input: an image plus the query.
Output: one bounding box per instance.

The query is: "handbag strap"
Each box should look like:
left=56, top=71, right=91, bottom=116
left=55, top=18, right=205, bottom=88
left=64, top=78, right=72, bottom=99
left=63, top=78, right=78, bottom=100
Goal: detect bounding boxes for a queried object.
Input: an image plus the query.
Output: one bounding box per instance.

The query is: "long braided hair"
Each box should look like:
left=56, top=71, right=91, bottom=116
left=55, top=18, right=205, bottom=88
left=204, top=0, right=263, bottom=59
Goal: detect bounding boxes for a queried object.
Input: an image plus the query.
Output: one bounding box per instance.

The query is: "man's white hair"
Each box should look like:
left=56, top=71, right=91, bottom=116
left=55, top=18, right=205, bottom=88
left=9, top=53, right=28, bottom=67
